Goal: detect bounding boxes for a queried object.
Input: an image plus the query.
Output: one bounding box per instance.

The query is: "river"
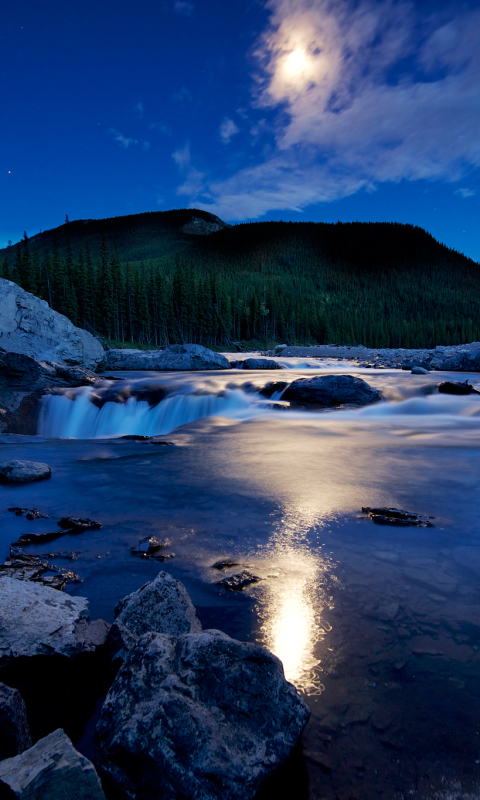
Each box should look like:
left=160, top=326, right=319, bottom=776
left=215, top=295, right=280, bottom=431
left=1, top=358, right=480, bottom=799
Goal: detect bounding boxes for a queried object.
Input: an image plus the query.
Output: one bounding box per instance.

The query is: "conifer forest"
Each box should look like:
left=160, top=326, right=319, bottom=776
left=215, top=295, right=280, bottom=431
left=1, top=209, right=478, bottom=349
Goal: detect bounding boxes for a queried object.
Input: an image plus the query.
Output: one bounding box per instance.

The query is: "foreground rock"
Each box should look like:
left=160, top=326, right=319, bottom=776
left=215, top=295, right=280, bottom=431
left=96, top=629, right=310, bottom=800
left=0, top=552, right=79, bottom=590
left=282, top=374, right=381, bottom=407
left=0, top=577, right=106, bottom=662
left=105, top=343, right=230, bottom=371
left=108, top=571, right=201, bottom=665
left=438, top=380, right=480, bottom=395
left=0, top=461, right=51, bottom=484
left=0, top=728, right=106, bottom=799
left=0, top=278, right=104, bottom=369
left=0, top=683, right=31, bottom=760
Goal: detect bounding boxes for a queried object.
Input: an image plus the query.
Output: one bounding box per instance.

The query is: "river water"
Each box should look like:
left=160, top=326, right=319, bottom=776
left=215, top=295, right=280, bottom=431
left=2, top=358, right=480, bottom=799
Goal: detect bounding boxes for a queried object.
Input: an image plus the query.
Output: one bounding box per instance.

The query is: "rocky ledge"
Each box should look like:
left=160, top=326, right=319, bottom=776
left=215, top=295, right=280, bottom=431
left=105, top=343, right=231, bottom=371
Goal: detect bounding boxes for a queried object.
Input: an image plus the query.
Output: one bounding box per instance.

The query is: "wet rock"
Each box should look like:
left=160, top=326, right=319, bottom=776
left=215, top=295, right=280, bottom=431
left=438, top=380, right=480, bottom=395
left=0, top=461, right=51, bottom=484
left=58, top=516, right=102, bottom=531
left=130, top=536, right=168, bottom=557
left=96, top=629, right=310, bottom=800
left=0, top=728, right=106, bottom=799
left=402, top=360, right=431, bottom=371
left=0, top=577, right=100, bottom=662
left=0, top=278, right=104, bottom=369
left=362, top=507, right=434, bottom=527
left=0, top=683, right=32, bottom=760
left=12, top=531, right=67, bottom=546
left=108, top=571, right=201, bottom=665
left=258, top=381, right=288, bottom=398
left=217, top=570, right=261, bottom=591
left=411, top=366, right=430, bottom=374
left=105, top=344, right=231, bottom=371
left=282, top=375, right=381, bottom=407
left=7, top=508, right=48, bottom=519
left=212, top=559, right=241, bottom=570
left=0, top=552, right=80, bottom=590
left=242, top=358, right=283, bottom=370
left=120, top=434, right=151, bottom=440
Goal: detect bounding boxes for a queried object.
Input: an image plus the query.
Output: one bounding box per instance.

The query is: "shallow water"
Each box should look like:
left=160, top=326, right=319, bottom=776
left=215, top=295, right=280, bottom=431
left=2, top=361, right=480, bottom=799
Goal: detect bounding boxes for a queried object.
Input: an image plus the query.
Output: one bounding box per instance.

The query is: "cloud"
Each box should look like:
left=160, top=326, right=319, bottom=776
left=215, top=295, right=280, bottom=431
left=174, top=1, right=194, bottom=16
left=172, top=143, right=206, bottom=196
left=172, top=143, right=192, bottom=170
left=134, top=101, right=144, bottom=118
left=109, top=129, right=138, bottom=149
left=219, top=118, right=240, bottom=144
left=173, top=85, right=193, bottom=104
left=191, top=0, right=480, bottom=220
left=454, top=187, right=476, bottom=198
left=148, top=122, right=171, bottom=135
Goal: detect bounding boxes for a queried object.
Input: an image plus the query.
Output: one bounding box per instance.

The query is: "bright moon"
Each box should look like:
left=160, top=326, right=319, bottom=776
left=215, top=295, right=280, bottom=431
left=285, top=48, right=308, bottom=76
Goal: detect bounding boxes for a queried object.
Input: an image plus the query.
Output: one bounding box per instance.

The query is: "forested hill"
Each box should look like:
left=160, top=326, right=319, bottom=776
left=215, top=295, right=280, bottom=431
left=1, top=210, right=478, bottom=349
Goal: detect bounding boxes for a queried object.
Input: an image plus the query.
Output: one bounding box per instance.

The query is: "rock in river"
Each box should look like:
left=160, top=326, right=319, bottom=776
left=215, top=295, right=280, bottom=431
left=438, top=380, right=480, bottom=396
left=105, top=343, right=230, bottom=371
left=0, top=728, right=106, bottom=799
left=96, top=629, right=310, bottom=800
left=241, top=358, right=283, bottom=370
left=282, top=374, right=381, bottom=407
left=0, top=278, right=104, bottom=370
left=0, top=683, right=32, bottom=760
left=0, top=461, right=51, bottom=484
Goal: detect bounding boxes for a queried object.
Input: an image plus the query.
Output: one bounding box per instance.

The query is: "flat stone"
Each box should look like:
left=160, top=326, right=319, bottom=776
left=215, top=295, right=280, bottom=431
left=0, top=728, right=106, bottom=799
left=0, top=461, right=51, bottom=484
left=0, top=683, right=32, bottom=760
left=96, top=629, right=310, bottom=800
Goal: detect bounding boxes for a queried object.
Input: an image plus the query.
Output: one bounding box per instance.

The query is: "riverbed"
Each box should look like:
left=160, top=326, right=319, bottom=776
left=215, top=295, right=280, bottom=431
left=1, top=360, right=480, bottom=799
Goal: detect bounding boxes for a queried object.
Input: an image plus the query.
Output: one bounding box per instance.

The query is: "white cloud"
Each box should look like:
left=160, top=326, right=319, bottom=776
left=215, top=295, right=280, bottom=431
left=454, top=188, right=476, bottom=198
left=173, top=85, right=193, bottom=104
left=172, top=143, right=206, bottom=197
left=172, top=143, right=192, bottom=170
left=219, top=118, right=240, bottom=144
left=192, top=0, right=480, bottom=220
left=174, top=1, right=194, bottom=16
left=109, top=129, right=138, bottom=149
left=134, top=101, right=144, bottom=118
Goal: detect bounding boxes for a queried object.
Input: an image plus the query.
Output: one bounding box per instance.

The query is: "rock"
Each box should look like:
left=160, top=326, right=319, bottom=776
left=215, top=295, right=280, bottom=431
left=211, top=559, right=240, bottom=570
left=96, top=629, right=310, bottom=800
left=57, top=517, right=102, bottom=531
left=438, top=380, right=480, bottom=395
left=258, top=381, right=288, bottom=398
left=0, top=577, right=97, bottom=662
left=0, top=461, right=51, bottom=484
left=402, top=360, right=430, bottom=371
left=411, top=366, right=430, bottom=374
left=130, top=536, right=168, bottom=557
left=182, top=215, right=229, bottom=235
left=242, top=358, right=283, bottom=370
left=436, top=345, right=480, bottom=372
left=274, top=344, right=288, bottom=353
left=104, top=344, right=230, bottom=371
left=362, top=507, right=434, bottom=528
left=0, top=279, right=104, bottom=369
left=0, top=552, right=80, bottom=590
left=108, top=571, right=201, bottom=664
left=282, top=375, right=381, bottom=406
left=217, top=570, right=261, bottom=591
left=0, top=728, right=106, bottom=799
left=0, top=684, right=32, bottom=760
left=7, top=507, right=48, bottom=520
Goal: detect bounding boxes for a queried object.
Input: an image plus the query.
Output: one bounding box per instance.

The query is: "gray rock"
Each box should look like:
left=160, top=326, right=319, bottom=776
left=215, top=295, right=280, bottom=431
left=242, top=358, right=283, bottom=370
left=0, top=683, right=32, bottom=760
left=0, top=278, right=104, bottom=370
left=411, top=366, right=430, bottom=374
left=282, top=374, right=381, bottom=406
left=437, top=345, right=480, bottom=372
left=96, top=629, right=310, bottom=800
left=105, top=344, right=230, bottom=371
left=108, top=571, right=201, bottom=664
left=0, top=577, right=100, bottom=663
left=0, top=461, right=51, bottom=483
left=0, top=728, right=106, bottom=799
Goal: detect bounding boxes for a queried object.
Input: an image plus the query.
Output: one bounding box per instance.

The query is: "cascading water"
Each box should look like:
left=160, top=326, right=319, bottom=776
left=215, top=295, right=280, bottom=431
left=38, top=385, right=268, bottom=438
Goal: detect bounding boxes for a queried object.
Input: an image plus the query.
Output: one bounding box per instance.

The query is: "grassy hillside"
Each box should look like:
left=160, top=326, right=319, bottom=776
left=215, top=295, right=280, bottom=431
left=1, top=211, right=478, bottom=349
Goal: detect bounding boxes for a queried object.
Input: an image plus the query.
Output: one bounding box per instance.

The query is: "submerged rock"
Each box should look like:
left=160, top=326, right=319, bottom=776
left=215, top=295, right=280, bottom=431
left=0, top=683, right=32, bottom=760
left=105, top=344, right=231, bottom=371
left=282, top=375, right=381, bottom=407
left=362, top=507, right=434, bottom=528
left=0, top=278, right=104, bottom=369
left=242, top=358, right=283, bottom=370
left=57, top=516, right=102, bottom=531
left=108, top=571, right=201, bottom=665
left=217, top=570, right=261, bottom=591
left=438, top=380, right=480, bottom=396
left=8, top=508, right=49, bottom=519
left=0, top=461, right=51, bottom=484
left=411, top=366, right=430, bottom=374
left=96, top=629, right=310, bottom=800
left=0, top=728, right=106, bottom=799
left=258, top=381, right=288, bottom=398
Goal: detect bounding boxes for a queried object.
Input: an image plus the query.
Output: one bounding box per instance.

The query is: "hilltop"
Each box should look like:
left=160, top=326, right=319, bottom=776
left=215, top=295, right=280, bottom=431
left=1, top=211, right=478, bottom=349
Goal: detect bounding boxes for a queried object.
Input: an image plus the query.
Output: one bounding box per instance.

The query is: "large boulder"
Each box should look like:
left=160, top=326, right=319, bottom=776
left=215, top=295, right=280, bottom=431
left=0, top=461, right=51, bottom=483
left=108, top=571, right=201, bottom=665
left=96, top=629, right=310, bottom=800
left=435, top=346, right=480, bottom=372
left=0, top=577, right=105, bottom=663
left=241, top=358, right=282, bottom=370
left=0, top=279, right=104, bottom=370
left=0, top=728, right=106, bottom=799
left=282, top=374, right=381, bottom=406
left=0, top=683, right=32, bottom=760
left=105, top=344, right=230, bottom=371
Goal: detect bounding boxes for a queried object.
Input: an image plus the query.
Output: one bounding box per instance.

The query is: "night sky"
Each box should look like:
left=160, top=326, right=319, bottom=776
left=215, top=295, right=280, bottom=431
left=2, top=0, right=479, bottom=259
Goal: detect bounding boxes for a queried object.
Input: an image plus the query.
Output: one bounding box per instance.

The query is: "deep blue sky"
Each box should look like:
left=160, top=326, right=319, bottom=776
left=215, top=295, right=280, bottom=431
left=2, top=0, right=479, bottom=259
